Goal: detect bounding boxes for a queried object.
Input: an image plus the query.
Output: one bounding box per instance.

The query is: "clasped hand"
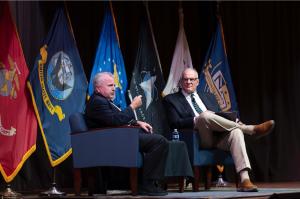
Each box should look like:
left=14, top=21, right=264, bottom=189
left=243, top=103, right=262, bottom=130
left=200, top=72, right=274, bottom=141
left=137, top=121, right=153, bottom=134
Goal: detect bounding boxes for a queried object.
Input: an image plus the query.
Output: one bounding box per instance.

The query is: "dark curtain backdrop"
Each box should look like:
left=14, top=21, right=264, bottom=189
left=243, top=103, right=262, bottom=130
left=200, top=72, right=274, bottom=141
left=1, top=1, right=300, bottom=191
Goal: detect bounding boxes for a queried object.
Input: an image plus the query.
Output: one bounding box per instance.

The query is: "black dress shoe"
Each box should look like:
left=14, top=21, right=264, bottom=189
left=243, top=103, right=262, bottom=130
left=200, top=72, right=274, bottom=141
left=138, top=183, right=168, bottom=196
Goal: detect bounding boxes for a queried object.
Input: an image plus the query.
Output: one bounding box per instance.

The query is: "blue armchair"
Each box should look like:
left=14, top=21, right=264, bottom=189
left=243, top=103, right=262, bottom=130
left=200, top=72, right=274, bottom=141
left=176, top=129, right=237, bottom=191
left=69, top=112, right=143, bottom=195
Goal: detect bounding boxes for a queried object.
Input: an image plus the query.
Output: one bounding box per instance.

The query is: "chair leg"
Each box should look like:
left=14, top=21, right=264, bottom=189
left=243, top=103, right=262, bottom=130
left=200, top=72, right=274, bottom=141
left=73, top=168, right=81, bottom=196
left=205, top=166, right=212, bottom=190
left=87, top=168, right=97, bottom=196
left=164, top=181, right=168, bottom=191
left=130, top=168, right=138, bottom=195
left=235, top=172, right=239, bottom=188
left=178, top=176, right=184, bottom=192
left=192, top=166, right=200, bottom=191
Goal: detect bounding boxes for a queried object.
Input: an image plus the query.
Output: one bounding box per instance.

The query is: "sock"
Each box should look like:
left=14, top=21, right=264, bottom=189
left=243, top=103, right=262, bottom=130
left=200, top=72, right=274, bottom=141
left=240, top=170, right=250, bottom=182
left=239, top=124, right=255, bottom=135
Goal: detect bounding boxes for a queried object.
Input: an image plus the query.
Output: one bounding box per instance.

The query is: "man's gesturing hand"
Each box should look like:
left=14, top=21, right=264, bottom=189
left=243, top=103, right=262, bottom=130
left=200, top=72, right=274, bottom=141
left=130, top=95, right=142, bottom=110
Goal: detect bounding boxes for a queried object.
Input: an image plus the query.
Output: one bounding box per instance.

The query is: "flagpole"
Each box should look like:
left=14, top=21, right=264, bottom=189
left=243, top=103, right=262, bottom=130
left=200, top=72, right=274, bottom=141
left=64, top=2, right=78, bottom=50
left=144, top=2, right=163, bottom=75
left=64, top=3, right=86, bottom=81
left=127, top=90, right=138, bottom=120
left=213, top=2, right=230, bottom=187
left=40, top=167, right=66, bottom=196
left=109, top=1, right=121, bottom=47
left=216, top=1, right=228, bottom=56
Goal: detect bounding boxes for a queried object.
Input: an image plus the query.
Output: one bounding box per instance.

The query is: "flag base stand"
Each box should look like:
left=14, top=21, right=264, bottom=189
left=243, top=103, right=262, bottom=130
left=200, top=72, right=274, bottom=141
left=40, top=182, right=66, bottom=197
left=0, top=184, right=22, bottom=199
left=212, top=174, right=230, bottom=187
left=40, top=168, right=65, bottom=197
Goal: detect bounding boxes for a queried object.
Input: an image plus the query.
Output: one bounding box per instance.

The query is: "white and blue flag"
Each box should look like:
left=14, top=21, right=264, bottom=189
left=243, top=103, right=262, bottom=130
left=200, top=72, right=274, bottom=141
left=88, top=3, right=127, bottom=110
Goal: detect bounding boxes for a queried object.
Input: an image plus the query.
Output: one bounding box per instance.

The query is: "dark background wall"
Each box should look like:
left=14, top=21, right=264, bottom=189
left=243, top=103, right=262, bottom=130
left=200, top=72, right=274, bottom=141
left=1, top=1, right=300, bottom=191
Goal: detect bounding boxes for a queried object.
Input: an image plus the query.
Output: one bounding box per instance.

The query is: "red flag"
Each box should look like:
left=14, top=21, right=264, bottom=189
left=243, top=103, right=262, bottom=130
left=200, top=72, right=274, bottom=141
left=0, top=2, right=37, bottom=182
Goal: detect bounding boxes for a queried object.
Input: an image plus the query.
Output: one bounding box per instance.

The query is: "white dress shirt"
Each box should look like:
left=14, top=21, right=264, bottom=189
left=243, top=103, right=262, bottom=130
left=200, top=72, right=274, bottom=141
left=181, top=90, right=207, bottom=116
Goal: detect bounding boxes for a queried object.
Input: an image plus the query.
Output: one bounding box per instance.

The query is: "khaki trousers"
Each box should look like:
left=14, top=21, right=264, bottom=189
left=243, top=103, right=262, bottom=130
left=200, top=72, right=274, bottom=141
left=194, top=111, right=251, bottom=173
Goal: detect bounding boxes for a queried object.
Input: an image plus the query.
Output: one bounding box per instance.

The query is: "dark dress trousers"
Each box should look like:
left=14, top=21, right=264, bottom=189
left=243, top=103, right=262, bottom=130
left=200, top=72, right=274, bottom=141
left=85, top=92, right=168, bottom=181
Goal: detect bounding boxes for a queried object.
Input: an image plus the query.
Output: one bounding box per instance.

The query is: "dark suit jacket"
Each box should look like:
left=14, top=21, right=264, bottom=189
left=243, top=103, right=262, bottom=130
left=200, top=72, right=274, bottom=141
left=163, top=90, right=220, bottom=129
left=85, top=92, right=135, bottom=129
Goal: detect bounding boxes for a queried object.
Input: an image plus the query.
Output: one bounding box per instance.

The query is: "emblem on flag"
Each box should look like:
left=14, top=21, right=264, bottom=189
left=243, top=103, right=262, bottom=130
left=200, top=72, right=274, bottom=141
left=47, top=51, right=74, bottom=100
left=28, top=8, right=87, bottom=166
left=0, top=55, right=21, bottom=99
left=0, top=115, right=16, bottom=136
left=37, top=45, right=65, bottom=121
left=203, top=59, right=231, bottom=111
left=139, top=71, right=157, bottom=110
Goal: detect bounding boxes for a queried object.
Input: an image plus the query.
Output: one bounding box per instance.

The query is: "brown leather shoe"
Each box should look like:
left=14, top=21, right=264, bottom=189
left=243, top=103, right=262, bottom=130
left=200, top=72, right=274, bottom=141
left=237, top=179, right=258, bottom=192
left=253, top=120, right=275, bottom=138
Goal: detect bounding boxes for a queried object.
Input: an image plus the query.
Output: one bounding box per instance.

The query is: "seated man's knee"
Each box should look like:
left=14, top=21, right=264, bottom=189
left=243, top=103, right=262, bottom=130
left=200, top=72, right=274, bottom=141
left=159, top=135, right=169, bottom=151
left=196, top=111, right=213, bottom=124
left=153, top=134, right=168, bottom=148
left=230, top=128, right=244, bottom=141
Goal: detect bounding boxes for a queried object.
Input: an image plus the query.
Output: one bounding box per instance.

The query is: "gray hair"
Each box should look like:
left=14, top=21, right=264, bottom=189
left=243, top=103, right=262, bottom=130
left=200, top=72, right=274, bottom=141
left=93, top=72, right=114, bottom=90
left=181, top=68, right=199, bottom=79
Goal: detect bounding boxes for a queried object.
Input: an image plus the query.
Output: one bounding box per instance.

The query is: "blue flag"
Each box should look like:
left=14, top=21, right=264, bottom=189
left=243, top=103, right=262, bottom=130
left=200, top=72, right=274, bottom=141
left=88, top=4, right=127, bottom=110
left=198, top=18, right=239, bottom=113
left=28, top=8, right=88, bottom=166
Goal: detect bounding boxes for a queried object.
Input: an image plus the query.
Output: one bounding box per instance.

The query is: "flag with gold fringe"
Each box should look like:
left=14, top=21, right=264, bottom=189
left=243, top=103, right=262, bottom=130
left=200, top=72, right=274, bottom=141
left=28, top=8, right=87, bottom=167
left=0, top=1, right=37, bottom=182
left=198, top=17, right=239, bottom=113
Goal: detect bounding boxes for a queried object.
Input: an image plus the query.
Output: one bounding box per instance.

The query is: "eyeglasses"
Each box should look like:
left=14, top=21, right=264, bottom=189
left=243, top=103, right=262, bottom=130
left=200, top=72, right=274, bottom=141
left=183, top=78, right=198, bottom=82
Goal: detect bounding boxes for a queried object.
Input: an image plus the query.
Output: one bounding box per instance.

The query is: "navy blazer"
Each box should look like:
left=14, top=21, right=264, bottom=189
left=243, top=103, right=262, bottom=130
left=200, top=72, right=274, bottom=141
left=85, top=93, right=135, bottom=129
left=163, top=90, right=220, bottom=129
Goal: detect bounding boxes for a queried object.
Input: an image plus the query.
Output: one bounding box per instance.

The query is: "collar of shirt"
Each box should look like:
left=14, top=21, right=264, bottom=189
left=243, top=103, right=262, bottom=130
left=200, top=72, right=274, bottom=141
left=181, top=90, right=207, bottom=116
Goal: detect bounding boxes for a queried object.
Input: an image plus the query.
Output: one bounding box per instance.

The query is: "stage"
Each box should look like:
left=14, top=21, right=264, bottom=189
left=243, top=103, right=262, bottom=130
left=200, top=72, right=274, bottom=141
left=5, top=182, right=300, bottom=199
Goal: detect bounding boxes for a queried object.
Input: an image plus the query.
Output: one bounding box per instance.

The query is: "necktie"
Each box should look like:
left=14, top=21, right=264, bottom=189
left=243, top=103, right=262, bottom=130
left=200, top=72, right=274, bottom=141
left=191, top=93, right=202, bottom=113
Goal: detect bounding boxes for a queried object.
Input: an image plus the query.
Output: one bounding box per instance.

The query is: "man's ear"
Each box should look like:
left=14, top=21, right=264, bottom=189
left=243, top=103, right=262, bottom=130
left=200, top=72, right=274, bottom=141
left=195, top=78, right=200, bottom=86
left=178, top=78, right=182, bottom=88
left=95, top=85, right=101, bottom=94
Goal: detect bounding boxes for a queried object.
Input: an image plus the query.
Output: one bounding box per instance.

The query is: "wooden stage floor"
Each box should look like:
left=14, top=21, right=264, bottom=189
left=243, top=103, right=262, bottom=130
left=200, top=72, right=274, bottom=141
left=2, top=182, right=300, bottom=199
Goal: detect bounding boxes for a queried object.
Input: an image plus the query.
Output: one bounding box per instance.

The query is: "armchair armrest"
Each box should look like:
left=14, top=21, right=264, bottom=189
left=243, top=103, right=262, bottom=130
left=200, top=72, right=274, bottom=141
left=177, top=129, right=198, bottom=165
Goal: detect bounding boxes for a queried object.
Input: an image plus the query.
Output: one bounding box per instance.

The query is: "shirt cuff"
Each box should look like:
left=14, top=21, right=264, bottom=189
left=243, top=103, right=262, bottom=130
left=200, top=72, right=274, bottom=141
left=128, top=119, right=138, bottom=126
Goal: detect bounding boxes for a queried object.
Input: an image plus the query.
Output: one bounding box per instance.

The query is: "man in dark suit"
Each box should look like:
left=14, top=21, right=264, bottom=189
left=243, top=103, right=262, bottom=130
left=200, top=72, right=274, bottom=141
left=85, top=72, right=168, bottom=196
left=163, top=68, right=275, bottom=192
